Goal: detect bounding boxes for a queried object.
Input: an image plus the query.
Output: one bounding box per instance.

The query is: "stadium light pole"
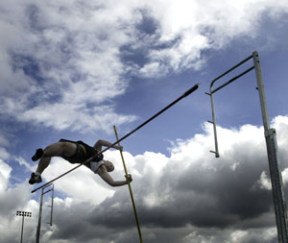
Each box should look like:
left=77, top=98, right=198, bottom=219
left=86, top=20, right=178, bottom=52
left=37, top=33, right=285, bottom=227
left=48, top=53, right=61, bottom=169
left=16, top=210, right=32, bottom=243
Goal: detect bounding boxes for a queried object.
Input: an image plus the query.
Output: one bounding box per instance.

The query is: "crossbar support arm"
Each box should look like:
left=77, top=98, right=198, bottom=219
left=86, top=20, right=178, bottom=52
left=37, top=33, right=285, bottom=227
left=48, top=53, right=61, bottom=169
left=207, top=54, right=254, bottom=158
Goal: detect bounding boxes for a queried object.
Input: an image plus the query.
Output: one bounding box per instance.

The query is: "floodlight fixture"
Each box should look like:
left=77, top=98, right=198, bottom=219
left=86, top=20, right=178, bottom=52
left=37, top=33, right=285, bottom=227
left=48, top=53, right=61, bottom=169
left=16, top=210, right=32, bottom=243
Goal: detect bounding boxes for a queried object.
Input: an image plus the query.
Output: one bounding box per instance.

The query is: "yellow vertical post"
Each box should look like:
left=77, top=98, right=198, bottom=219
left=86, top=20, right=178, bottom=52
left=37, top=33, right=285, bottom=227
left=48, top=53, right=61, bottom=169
left=113, top=125, right=143, bottom=243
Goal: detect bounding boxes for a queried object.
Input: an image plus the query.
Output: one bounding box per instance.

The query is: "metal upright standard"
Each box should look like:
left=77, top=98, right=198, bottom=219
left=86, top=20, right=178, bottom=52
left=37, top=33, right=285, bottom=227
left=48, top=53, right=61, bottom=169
left=113, top=125, right=143, bottom=243
left=253, top=52, right=288, bottom=242
left=16, top=210, right=32, bottom=243
left=206, top=51, right=288, bottom=242
left=36, top=183, right=54, bottom=243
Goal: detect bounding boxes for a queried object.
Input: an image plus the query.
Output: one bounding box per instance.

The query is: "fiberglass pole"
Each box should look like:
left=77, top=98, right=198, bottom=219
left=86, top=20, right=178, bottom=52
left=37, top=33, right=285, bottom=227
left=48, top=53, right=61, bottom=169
left=113, top=125, right=143, bottom=243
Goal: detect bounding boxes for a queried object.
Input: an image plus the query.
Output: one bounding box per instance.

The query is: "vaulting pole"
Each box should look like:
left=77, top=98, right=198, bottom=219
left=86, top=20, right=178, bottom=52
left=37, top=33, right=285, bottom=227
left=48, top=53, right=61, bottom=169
left=113, top=125, right=143, bottom=243
left=31, top=83, right=199, bottom=193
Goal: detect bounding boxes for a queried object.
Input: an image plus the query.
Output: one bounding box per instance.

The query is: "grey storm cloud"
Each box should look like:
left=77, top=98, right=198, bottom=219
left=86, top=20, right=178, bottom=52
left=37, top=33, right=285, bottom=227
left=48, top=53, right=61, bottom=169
left=4, top=118, right=285, bottom=243
left=88, top=160, right=273, bottom=229
left=46, top=118, right=288, bottom=242
left=87, top=125, right=274, bottom=230
left=1, top=119, right=285, bottom=243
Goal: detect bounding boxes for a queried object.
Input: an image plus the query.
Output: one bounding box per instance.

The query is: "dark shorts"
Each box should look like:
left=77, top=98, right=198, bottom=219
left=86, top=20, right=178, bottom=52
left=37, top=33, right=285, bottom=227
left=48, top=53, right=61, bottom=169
left=59, top=139, right=102, bottom=164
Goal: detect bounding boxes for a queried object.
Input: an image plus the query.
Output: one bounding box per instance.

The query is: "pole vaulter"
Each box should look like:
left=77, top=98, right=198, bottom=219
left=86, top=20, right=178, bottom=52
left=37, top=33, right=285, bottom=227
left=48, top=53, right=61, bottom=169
left=31, top=83, right=199, bottom=193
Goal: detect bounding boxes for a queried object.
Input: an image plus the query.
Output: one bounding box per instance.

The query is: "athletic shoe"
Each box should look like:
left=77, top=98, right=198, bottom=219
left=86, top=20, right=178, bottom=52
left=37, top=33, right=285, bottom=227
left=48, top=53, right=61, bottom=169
left=29, top=173, right=42, bottom=184
left=32, top=148, right=44, bottom=161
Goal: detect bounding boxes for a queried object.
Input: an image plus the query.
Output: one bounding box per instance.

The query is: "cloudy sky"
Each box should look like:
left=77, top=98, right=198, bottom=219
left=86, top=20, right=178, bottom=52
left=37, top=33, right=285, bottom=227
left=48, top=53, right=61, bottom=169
left=1, top=0, right=288, bottom=242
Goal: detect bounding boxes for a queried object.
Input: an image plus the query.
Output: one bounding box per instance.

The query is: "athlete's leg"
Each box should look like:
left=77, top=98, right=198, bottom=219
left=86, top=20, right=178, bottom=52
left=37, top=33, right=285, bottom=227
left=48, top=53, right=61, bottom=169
left=93, top=140, right=103, bottom=151
left=42, top=142, right=77, bottom=157
left=29, top=142, right=77, bottom=184
left=36, top=142, right=77, bottom=174
left=29, top=142, right=77, bottom=185
left=93, top=139, right=122, bottom=151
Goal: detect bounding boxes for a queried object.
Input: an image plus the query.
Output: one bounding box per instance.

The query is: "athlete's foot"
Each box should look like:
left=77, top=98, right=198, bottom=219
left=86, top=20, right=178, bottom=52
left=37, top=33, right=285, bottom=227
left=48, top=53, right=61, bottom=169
left=29, top=173, right=42, bottom=184
left=32, top=148, right=44, bottom=161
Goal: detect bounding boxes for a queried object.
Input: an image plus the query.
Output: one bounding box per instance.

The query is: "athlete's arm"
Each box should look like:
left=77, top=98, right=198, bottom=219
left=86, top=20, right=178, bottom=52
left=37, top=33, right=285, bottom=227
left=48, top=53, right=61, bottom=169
left=97, top=166, right=131, bottom=187
left=93, top=139, right=122, bottom=151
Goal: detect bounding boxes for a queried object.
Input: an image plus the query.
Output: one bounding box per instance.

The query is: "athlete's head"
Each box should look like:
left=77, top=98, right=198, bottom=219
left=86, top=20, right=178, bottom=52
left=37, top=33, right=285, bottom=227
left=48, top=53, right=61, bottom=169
left=103, top=160, right=114, bottom=172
